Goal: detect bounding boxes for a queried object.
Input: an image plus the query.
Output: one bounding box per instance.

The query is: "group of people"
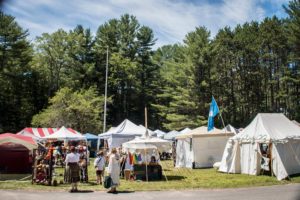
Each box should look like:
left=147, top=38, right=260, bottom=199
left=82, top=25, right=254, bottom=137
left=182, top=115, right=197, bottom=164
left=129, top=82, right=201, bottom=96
left=66, top=147, right=121, bottom=193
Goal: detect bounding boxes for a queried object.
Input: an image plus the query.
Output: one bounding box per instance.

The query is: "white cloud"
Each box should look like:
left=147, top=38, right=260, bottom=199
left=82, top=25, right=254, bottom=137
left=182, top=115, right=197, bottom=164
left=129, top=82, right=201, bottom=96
left=3, top=0, right=290, bottom=48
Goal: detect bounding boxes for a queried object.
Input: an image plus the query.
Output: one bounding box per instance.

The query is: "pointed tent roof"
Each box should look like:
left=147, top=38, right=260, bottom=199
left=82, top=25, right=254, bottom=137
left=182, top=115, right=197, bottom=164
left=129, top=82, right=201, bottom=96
left=0, top=133, right=37, bottom=150
left=233, top=113, right=300, bottom=143
left=44, top=126, right=84, bottom=140
left=163, top=130, right=181, bottom=140
left=180, top=128, right=191, bottom=134
left=154, top=129, right=166, bottom=138
left=98, top=119, right=146, bottom=139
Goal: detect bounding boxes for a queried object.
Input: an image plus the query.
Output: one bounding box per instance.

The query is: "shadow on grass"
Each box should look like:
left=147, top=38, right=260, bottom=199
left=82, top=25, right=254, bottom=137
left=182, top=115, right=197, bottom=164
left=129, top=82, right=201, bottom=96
left=289, top=173, right=300, bottom=178
left=0, top=174, right=31, bottom=181
left=164, top=175, right=185, bottom=181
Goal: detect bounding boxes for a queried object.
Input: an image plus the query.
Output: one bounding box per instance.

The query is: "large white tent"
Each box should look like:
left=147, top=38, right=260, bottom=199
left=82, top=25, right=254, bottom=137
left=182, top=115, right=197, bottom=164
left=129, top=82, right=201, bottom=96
left=219, top=113, right=300, bottom=180
left=175, top=126, right=234, bottom=169
left=98, top=119, right=146, bottom=148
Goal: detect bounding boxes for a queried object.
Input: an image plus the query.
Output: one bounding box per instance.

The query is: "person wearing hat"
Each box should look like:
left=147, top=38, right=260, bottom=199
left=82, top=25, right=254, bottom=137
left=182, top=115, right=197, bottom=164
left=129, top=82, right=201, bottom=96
left=65, top=146, right=80, bottom=192
left=94, top=151, right=106, bottom=185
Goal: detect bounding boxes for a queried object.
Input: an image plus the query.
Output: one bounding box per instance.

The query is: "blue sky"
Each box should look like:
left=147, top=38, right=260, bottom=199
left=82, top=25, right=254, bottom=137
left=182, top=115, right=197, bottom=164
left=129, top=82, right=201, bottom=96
left=3, top=0, right=290, bottom=48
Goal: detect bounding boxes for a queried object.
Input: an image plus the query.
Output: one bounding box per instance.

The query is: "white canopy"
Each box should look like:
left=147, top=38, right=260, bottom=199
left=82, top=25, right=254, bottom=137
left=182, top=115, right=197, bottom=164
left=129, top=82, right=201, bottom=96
left=43, top=126, right=85, bottom=140
left=122, top=136, right=172, bottom=153
left=176, top=126, right=227, bottom=139
left=180, top=128, right=191, bottom=134
left=232, top=113, right=300, bottom=143
left=98, top=119, right=147, bottom=148
left=154, top=129, right=166, bottom=138
left=219, top=113, right=300, bottom=180
left=123, top=142, right=157, bottom=154
left=163, top=130, right=181, bottom=140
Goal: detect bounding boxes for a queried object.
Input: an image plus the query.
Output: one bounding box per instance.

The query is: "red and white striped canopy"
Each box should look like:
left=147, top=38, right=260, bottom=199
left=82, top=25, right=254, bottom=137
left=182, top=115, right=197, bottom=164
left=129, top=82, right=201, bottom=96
left=17, top=127, right=81, bottom=139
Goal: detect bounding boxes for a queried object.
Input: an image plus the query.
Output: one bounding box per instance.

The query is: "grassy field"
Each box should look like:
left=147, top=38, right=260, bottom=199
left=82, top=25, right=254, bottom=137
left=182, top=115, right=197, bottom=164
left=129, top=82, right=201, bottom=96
left=0, top=159, right=299, bottom=191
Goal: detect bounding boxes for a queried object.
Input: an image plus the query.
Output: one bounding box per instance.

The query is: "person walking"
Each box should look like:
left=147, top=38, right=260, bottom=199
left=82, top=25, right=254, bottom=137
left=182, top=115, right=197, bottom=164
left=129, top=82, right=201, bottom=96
left=65, top=146, right=80, bottom=192
left=107, top=148, right=120, bottom=193
left=94, top=151, right=106, bottom=185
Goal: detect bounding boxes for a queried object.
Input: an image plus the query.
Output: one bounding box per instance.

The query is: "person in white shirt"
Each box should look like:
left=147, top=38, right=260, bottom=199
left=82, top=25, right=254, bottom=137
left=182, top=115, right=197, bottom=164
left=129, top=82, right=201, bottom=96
left=65, top=146, right=80, bottom=192
left=94, top=151, right=106, bottom=185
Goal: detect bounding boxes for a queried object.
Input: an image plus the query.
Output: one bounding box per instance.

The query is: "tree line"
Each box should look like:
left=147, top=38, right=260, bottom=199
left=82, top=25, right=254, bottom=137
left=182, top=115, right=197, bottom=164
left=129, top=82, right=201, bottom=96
left=0, top=1, right=299, bottom=134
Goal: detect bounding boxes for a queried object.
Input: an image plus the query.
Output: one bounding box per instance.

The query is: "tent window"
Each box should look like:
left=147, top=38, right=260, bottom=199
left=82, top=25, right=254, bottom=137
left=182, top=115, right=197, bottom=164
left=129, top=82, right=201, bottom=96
left=189, top=138, right=192, bottom=151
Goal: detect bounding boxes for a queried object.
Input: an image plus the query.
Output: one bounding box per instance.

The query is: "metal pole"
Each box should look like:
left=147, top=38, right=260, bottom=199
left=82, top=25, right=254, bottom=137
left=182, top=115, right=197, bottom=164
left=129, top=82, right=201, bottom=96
left=97, top=47, right=109, bottom=152
left=103, top=47, right=109, bottom=133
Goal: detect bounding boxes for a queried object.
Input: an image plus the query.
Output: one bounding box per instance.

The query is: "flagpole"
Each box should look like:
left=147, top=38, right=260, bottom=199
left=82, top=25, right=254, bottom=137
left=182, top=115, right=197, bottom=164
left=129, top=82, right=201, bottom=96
left=103, top=46, right=109, bottom=133
left=97, top=46, right=109, bottom=152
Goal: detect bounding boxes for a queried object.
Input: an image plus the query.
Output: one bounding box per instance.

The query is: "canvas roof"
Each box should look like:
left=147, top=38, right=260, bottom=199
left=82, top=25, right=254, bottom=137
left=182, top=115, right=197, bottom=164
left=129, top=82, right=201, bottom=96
left=122, top=136, right=171, bottom=153
left=176, top=126, right=233, bottom=139
left=17, top=127, right=81, bottom=138
left=84, top=133, right=98, bottom=140
left=232, top=113, right=300, bottom=143
left=180, top=128, right=191, bottom=134
left=43, top=126, right=84, bottom=140
left=163, top=130, right=181, bottom=140
left=0, top=133, right=37, bottom=150
left=98, top=119, right=146, bottom=139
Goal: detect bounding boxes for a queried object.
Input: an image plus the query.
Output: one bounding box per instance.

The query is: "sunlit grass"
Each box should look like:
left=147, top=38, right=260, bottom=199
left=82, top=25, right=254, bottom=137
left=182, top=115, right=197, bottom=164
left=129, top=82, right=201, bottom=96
left=0, top=159, right=299, bottom=191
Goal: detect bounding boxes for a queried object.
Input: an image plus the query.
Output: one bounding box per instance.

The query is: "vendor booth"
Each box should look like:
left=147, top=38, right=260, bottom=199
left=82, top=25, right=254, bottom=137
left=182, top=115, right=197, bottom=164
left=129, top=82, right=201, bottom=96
left=98, top=119, right=148, bottom=149
left=31, top=126, right=88, bottom=185
left=122, top=134, right=171, bottom=181
left=0, top=133, right=37, bottom=173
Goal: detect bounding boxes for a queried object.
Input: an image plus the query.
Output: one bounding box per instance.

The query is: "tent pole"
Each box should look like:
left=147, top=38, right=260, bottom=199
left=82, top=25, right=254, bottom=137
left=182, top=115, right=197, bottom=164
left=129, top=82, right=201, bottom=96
left=145, top=149, right=148, bottom=182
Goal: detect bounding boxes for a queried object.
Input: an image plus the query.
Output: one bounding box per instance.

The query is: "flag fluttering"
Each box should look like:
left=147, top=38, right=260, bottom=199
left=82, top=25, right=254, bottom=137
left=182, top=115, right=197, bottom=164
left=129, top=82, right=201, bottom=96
left=207, top=96, right=219, bottom=131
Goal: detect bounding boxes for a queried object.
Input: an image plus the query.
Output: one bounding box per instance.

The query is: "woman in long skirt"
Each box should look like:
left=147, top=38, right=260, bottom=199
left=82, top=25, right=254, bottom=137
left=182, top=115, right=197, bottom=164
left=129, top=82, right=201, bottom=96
left=107, top=148, right=120, bottom=193
left=65, top=146, right=80, bottom=192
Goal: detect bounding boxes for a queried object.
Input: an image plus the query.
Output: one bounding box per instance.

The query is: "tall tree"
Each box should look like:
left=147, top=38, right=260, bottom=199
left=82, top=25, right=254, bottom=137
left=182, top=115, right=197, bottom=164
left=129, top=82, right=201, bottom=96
left=0, top=11, right=33, bottom=132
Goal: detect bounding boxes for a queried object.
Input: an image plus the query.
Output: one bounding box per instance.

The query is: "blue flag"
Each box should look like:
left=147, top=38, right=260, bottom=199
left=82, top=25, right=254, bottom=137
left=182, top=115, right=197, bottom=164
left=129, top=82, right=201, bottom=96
left=207, top=96, right=219, bottom=131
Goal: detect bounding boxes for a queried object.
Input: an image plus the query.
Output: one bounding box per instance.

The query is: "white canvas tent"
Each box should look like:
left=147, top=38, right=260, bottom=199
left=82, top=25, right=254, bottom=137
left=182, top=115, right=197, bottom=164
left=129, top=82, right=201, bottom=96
left=163, top=130, right=181, bottom=140
left=219, top=113, right=300, bottom=180
left=153, top=129, right=166, bottom=138
left=98, top=119, right=146, bottom=148
left=175, top=126, right=234, bottom=169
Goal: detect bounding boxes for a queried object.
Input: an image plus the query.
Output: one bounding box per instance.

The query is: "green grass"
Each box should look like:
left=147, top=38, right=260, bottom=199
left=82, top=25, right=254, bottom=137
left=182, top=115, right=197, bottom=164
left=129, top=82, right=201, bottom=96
left=0, top=159, right=299, bottom=191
